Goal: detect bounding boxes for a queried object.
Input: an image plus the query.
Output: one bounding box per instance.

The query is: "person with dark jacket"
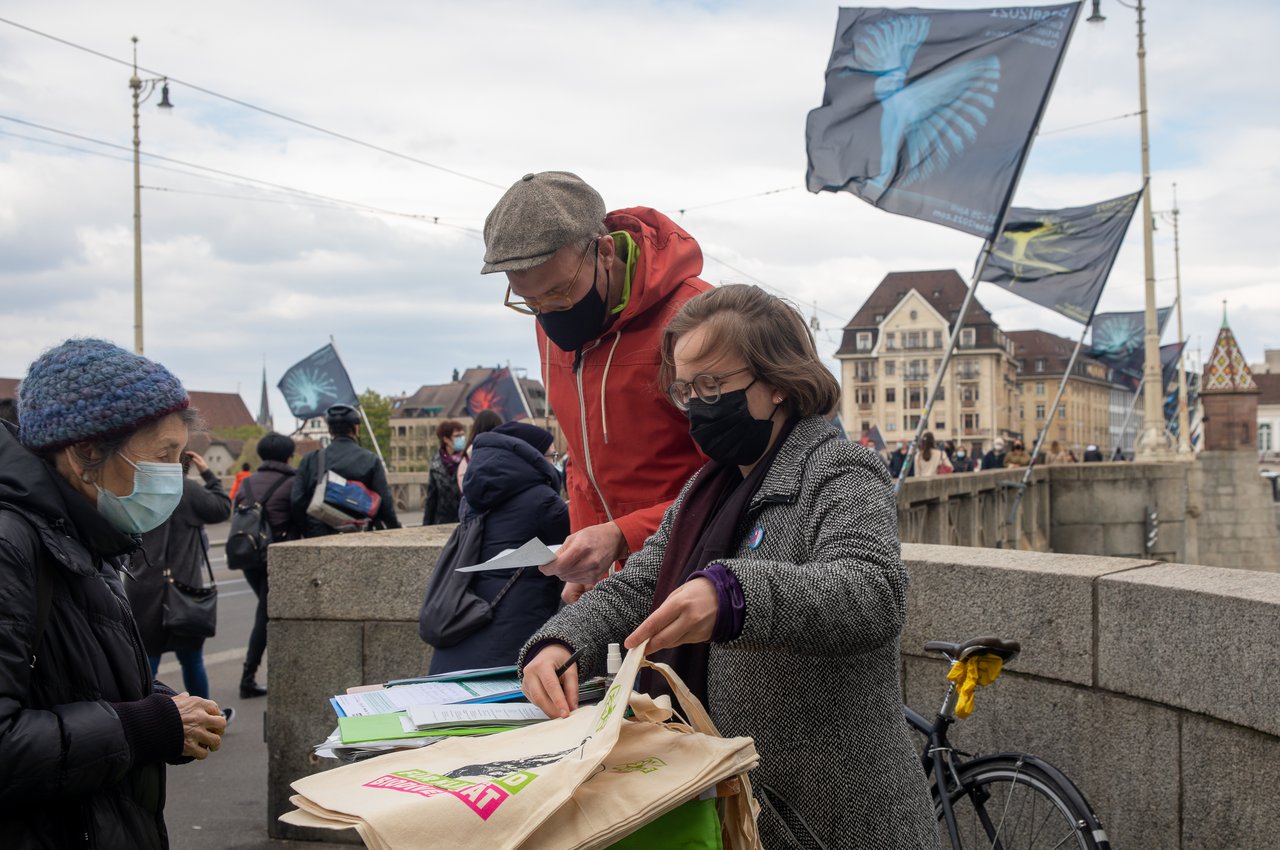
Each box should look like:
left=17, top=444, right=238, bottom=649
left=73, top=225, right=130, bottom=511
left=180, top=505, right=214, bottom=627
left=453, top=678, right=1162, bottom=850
left=0, top=338, right=226, bottom=849
left=230, top=432, right=299, bottom=698
left=427, top=421, right=569, bottom=674
left=291, top=404, right=400, bottom=537
left=951, top=446, right=977, bottom=472
left=887, top=441, right=908, bottom=478
left=1083, top=444, right=1105, bottom=462
left=423, top=419, right=465, bottom=525
left=128, top=450, right=232, bottom=700
left=980, top=437, right=1007, bottom=471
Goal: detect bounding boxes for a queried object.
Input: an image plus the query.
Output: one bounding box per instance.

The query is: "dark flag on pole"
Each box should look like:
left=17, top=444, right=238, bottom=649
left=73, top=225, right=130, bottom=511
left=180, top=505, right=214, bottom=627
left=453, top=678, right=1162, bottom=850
left=1160, top=341, right=1186, bottom=392
left=981, top=189, right=1143, bottom=323
left=465, top=368, right=530, bottom=421
left=859, top=424, right=887, bottom=452
left=805, top=3, right=1081, bottom=239
left=1088, top=307, right=1173, bottom=387
left=277, top=344, right=358, bottom=420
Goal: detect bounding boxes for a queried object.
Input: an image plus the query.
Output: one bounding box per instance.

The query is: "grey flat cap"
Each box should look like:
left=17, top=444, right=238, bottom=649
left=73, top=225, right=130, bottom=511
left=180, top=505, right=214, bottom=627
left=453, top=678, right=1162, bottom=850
left=481, top=171, right=606, bottom=274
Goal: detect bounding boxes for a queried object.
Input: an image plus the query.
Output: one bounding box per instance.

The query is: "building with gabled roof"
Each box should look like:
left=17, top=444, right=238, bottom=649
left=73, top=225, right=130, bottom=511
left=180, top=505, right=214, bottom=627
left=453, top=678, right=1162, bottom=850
left=188, top=390, right=255, bottom=432
left=1201, top=307, right=1260, bottom=451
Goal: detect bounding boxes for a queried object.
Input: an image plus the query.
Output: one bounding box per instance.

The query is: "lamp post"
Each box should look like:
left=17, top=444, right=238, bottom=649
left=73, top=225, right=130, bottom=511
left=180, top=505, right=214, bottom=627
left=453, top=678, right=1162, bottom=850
left=1166, top=184, right=1192, bottom=454
left=129, top=36, right=172, bottom=355
left=1088, top=0, right=1170, bottom=459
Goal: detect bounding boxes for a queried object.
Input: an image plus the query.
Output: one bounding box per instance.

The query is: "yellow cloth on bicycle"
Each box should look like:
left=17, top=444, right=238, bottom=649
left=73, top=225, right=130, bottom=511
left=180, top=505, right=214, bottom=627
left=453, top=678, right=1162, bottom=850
left=946, top=656, right=1004, bottom=720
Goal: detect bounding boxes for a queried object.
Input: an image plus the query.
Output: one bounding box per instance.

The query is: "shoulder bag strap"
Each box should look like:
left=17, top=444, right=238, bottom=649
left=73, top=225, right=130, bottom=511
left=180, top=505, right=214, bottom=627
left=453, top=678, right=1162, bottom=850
left=260, top=472, right=290, bottom=505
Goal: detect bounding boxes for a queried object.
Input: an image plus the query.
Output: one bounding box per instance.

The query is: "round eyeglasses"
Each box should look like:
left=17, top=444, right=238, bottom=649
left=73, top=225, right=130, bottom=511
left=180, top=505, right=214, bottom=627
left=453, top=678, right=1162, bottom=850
left=666, top=367, right=753, bottom=411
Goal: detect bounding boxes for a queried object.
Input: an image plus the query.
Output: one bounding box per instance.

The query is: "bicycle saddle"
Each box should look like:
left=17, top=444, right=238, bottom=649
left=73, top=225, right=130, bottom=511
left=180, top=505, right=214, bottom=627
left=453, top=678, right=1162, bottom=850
left=923, top=636, right=1021, bottom=662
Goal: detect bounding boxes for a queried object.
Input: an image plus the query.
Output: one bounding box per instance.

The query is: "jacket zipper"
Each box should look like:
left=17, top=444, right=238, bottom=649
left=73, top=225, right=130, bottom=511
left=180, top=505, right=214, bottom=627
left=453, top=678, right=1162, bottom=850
left=573, top=340, right=616, bottom=526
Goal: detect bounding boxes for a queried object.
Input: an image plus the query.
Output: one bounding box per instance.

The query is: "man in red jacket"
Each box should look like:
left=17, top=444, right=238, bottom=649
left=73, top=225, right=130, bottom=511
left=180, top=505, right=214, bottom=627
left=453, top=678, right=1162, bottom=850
left=483, top=171, right=709, bottom=599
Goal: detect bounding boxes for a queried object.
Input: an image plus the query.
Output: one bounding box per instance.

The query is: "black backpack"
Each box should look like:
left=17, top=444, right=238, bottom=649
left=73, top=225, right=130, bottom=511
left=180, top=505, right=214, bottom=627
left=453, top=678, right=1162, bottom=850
left=226, top=474, right=289, bottom=570
left=418, top=512, right=523, bottom=648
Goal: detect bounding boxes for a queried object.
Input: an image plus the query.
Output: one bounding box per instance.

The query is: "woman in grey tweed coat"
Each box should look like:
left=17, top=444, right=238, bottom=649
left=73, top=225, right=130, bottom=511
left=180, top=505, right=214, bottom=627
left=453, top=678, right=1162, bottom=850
left=521, top=285, right=938, bottom=849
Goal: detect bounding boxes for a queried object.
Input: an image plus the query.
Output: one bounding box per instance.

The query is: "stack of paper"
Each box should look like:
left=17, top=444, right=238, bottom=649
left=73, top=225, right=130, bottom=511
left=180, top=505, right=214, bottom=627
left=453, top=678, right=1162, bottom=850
left=405, top=702, right=547, bottom=731
left=330, top=677, right=523, bottom=718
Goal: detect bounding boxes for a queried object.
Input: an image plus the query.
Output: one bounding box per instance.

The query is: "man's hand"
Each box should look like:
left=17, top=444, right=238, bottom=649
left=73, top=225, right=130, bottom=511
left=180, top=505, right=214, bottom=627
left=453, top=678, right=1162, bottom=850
left=624, top=578, right=717, bottom=653
left=174, top=692, right=226, bottom=759
left=540, top=522, right=627, bottom=585
left=521, top=644, right=579, bottom=719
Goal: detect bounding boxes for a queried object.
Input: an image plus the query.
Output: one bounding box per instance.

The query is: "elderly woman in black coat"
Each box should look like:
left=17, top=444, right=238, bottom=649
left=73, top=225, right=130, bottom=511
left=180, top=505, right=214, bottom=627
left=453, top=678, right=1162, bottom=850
left=427, top=421, right=569, bottom=674
left=0, top=338, right=226, bottom=849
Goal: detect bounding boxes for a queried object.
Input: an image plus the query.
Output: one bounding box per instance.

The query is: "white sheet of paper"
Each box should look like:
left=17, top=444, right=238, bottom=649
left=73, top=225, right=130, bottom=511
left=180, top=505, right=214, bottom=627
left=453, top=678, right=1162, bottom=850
left=406, top=702, right=548, bottom=730
left=455, top=538, right=561, bottom=572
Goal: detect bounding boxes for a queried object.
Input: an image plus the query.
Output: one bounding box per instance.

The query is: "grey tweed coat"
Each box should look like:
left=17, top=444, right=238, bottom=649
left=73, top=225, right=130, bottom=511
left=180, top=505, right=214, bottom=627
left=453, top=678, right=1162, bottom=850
left=521, top=416, right=938, bottom=849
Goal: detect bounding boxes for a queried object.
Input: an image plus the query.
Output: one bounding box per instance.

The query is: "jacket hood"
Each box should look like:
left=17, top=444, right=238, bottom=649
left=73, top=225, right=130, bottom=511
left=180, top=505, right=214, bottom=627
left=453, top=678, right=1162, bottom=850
left=0, top=420, right=136, bottom=562
left=604, top=207, right=705, bottom=329
left=462, top=431, right=561, bottom=513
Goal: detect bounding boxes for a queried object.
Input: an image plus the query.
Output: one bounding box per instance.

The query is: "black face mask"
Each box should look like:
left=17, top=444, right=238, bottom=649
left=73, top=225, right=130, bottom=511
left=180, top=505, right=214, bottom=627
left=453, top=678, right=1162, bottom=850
left=685, top=385, right=778, bottom=466
left=537, top=246, right=609, bottom=352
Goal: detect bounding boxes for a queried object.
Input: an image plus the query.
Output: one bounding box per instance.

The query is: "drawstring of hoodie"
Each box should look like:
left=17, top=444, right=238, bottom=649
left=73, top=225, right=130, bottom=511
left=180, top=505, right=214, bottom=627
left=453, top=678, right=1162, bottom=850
left=600, top=331, right=622, bottom=445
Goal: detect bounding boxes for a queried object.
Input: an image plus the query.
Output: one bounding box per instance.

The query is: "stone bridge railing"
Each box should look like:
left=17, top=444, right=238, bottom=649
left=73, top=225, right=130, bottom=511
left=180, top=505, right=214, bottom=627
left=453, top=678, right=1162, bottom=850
left=266, top=528, right=1279, bottom=849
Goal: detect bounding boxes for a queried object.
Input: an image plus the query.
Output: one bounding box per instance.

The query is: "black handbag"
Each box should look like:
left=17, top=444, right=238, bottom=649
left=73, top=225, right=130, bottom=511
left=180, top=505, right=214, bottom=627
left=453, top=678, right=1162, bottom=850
left=417, top=512, right=522, bottom=648
left=162, top=543, right=218, bottom=640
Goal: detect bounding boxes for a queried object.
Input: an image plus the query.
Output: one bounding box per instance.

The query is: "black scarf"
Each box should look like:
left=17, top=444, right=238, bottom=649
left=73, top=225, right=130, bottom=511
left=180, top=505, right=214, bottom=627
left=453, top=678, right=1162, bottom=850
left=639, top=417, right=797, bottom=704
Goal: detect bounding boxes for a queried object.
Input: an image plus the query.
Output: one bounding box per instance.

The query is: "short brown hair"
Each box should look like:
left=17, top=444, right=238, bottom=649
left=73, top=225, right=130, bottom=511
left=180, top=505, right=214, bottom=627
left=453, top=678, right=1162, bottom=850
left=659, top=285, right=840, bottom=418
left=436, top=420, right=463, bottom=444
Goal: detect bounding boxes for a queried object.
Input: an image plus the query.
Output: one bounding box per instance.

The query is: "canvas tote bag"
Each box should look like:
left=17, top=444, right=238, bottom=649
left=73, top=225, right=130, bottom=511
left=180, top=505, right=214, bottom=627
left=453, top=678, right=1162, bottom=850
left=282, top=643, right=762, bottom=850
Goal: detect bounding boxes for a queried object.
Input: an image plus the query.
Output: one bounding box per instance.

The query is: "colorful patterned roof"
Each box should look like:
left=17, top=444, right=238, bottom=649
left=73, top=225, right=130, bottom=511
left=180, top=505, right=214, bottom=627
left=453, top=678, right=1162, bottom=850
left=1202, top=306, right=1258, bottom=392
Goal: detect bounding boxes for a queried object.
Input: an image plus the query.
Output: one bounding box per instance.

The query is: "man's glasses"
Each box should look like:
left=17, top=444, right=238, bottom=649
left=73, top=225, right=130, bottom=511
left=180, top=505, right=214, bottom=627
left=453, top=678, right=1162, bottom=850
left=504, top=241, right=594, bottom=316
left=666, top=367, right=752, bottom=411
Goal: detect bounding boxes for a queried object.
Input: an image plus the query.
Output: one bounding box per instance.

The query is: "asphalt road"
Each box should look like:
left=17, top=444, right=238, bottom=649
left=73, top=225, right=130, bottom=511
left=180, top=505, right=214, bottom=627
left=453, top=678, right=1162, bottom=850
left=160, top=521, right=313, bottom=850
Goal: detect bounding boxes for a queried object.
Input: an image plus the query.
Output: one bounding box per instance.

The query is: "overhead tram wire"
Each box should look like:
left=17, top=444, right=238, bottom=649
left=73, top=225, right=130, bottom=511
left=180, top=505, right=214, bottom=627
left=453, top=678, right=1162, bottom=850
left=0, top=114, right=483, bottom=235
left=674, top=185, right=800, bottom=216
left=0, top=15, right=506, bottom=191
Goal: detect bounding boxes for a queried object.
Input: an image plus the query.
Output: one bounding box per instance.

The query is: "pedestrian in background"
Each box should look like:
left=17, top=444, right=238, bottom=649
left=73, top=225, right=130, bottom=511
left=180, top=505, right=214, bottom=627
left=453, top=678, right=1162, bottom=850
left=1083, top=444, right=1105, bottom=462
left=1046, top=440, right=1071, bottom=465
left=887, top=440, right=909, bottom=478
left=129, top=449, right=231, bottom=701
left=455, top=409, right=504, bottom=491
left=292, top=404, right=400, bottom=537
left=980, top=437, right=1007, bottom=471
left=424, top=419, right=465, bottom=525
left=428, top=420, right=569, bottom=674
left=951, top=445, right=976, bottom=472
left=1005, top=440, right=1032, bottom=468
left=228, top=461, right=252, bottom=501
left=912, top=431, right=949, bottom=477
left=231, top=432, right=299, bottom=699
left=482, top=171, right=710, bottom=603
left=0, top=338, right=226, bottom=848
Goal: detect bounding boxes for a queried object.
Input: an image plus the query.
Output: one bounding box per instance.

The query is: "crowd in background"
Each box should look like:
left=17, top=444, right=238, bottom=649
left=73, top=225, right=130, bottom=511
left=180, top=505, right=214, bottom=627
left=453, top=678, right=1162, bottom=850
left=879, top=432, right=1127, bottom=478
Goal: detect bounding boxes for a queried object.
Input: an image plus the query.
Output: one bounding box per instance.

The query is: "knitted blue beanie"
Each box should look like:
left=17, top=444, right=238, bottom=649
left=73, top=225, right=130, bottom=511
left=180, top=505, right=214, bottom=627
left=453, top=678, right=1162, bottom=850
left=17, top=338, right=190, bottom=451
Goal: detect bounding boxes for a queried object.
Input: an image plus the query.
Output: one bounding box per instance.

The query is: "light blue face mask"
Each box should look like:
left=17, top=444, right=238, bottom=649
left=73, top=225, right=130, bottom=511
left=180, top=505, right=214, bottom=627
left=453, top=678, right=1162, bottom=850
left=95, top=455, right=184, bottom=534
left=452, top=435, right=466, bottom=452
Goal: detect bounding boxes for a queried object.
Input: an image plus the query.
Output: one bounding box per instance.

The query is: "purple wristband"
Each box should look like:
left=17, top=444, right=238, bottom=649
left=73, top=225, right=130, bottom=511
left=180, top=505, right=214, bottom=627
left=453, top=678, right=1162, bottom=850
left=687, top=563, right=745, bottom=642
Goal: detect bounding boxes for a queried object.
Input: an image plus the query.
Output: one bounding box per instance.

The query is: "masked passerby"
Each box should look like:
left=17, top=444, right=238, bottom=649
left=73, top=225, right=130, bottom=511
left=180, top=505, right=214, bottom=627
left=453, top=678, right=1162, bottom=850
left=520, top=286, right=938, bottom=849
left=423, top=419, right=465, bottom=525
left=455, top=409, right=504, bottom=490
left=482, top=171, right=708, bottom=601
left=980, top=437, right=1007, bottom=470
left=0, top=338, right=226, bottom=848
left=292, top=404, right=400, bottom=537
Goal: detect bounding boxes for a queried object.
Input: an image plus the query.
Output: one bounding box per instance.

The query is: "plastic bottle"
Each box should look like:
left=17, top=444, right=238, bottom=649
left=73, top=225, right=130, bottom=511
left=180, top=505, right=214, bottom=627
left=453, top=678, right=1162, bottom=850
left=606, top=643, right=622, bottom=677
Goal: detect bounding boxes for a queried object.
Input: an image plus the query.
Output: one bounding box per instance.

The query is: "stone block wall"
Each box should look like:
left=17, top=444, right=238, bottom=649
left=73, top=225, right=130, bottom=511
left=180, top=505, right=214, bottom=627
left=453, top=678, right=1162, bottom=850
left=268, top=532, right=1280, bottom=848
left=1194, top=451, right=1280, bottom=572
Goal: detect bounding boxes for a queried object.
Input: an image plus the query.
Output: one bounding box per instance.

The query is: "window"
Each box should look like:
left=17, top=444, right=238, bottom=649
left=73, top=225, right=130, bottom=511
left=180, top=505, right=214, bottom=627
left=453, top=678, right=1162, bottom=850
left=887, top=422, right=897, bottom=431
left=959, top=328, right=976, bottom=348
left=906, top=387, right=925, bottom=410
left=860, top=421, right=871, bottom=434
left=886, top=388, right=897, bottom=403
left=1035, top=404, right=1046, bottom=419
left=874, top=314, right=885, bottom=323
left=885, top=332, right=897, bottom=350
left=1260, top=423, right=1272, bottom=452
left=962, top=413, right=980, bottom=431
left=855, top=387, right=875, bottom=405
left=885, top=360, right=896, bottom=376
left=935, top=421, right=945, bottom=431
left=906, top=359, right=928, bottom=381
left=910, top=310, right=919, bottom=320
left=933, top=330, right=943, bottom=348
left=904, top=414, right=921, bottom=430
left=856, top=332, right=873, bottom=352
left=1037, top=382, right=1046, bottom=396
left=853, top=361, right=876, bottom=381
left=961, top=384, right=979, bottom=403
left=1035, top=358, right=1047, bottom=373
left=935, top=387, right=945, bottom=401
left=1059, top=406, right=1066, bottom=419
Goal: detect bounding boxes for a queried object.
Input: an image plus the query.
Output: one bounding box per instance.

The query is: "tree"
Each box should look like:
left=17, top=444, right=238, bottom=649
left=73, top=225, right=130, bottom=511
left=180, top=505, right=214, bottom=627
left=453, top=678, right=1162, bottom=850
left=357, top=388, right=392, bottom=457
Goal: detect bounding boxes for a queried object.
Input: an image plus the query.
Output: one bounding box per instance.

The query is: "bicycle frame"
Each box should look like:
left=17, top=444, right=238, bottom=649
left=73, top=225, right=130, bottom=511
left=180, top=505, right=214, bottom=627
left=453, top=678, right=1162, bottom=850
left=906, top=698, right=974, bottom=850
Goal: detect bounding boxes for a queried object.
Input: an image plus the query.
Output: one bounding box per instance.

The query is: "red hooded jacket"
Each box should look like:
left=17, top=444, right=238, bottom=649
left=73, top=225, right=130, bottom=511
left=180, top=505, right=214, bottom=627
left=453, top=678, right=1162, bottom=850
left=537, top=207, right=710, bottom=557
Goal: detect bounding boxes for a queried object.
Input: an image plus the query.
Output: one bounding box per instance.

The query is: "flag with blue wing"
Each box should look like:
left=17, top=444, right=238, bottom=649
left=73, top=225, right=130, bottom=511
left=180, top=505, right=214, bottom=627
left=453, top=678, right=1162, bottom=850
left=981, top=188, right=1143, bottom=323
left=806, top=4, right=1081, bottom=239
left=1088, top=307, right=1174, bottom=389
left=277, top=343, right=359, bottom=420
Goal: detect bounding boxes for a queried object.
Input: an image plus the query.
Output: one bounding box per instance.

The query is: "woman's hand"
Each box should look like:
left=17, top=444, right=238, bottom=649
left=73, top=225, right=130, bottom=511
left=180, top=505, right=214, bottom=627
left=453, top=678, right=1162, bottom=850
left=184, top=451, right=209, bottom=474
left=174, top=693, right=226, bottom=759
left=521, top=644, right=579, bottom=719
left=625, top=578, right=717, bottom=653
left=560, top=582, right=591, bottom=605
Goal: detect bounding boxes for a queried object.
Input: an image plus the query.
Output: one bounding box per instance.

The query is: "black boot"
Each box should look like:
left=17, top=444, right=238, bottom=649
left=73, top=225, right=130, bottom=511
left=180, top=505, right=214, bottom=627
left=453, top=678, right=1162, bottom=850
left=239, top=665, right=267, bottom=699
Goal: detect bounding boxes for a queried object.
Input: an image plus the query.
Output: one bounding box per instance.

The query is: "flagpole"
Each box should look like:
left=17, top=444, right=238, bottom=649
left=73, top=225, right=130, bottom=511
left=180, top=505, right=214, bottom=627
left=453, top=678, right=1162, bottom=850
left=506, top=361, right=535, bottom=421
left=1118, top=375, right=1144, bottom=453
left=1004, top=321, right=1091, bottom=547
left=328, top=335, right=386, bottom=465
left=1170, top=183, right=1191, bottom=455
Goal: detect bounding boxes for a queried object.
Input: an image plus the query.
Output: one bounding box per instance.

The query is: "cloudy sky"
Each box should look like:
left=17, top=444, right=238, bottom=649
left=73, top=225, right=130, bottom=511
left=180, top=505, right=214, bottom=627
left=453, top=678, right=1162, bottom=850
left=1, top=0, right=1276, bottom=427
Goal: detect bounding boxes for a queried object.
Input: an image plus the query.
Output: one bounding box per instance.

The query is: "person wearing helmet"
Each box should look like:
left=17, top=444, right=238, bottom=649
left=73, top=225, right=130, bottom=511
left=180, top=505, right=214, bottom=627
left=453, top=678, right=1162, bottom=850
left=290, top=404, right=401, bottom=537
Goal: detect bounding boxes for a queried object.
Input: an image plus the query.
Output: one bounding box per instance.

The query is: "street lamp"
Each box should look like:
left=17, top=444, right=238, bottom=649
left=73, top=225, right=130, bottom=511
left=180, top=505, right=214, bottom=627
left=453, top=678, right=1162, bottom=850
left=1088, top=0, right=1171, bottom=459
left=129, top=36, right=172, bottom=355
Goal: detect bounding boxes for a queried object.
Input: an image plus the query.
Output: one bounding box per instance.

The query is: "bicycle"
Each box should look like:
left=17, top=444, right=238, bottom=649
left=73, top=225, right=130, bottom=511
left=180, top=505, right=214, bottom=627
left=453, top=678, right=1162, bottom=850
left=905, top=636, right=1112, bottom=850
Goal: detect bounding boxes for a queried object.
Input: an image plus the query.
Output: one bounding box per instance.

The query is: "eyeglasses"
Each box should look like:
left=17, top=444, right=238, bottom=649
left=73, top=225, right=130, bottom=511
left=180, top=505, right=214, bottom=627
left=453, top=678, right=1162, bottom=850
left=667, top=367, right=752, bottom=411
left=504, top=241, right=594, bottom=316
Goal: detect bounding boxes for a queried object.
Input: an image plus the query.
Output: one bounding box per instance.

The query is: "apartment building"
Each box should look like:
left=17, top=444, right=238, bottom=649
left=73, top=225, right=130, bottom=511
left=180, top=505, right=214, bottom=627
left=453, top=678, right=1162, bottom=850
left=835, top=270, right=1020, bottom=453
left=1006, top=330, right=1126, bottom=454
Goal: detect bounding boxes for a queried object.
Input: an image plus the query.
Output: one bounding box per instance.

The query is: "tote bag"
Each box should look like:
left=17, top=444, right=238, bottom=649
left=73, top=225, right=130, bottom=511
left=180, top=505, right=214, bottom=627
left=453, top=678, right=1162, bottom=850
left=282, top=643, right=762, bottom=850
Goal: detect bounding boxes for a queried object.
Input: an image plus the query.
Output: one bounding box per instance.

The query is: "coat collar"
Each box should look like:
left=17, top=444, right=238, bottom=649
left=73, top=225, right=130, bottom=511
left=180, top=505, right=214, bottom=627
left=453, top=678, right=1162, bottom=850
left=751, top=415, right=841, bottom=507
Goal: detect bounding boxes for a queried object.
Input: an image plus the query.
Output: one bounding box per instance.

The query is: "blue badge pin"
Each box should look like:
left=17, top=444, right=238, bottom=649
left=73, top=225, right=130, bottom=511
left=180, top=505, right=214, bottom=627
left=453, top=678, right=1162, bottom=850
left=747, top=526, right=764, bottom=549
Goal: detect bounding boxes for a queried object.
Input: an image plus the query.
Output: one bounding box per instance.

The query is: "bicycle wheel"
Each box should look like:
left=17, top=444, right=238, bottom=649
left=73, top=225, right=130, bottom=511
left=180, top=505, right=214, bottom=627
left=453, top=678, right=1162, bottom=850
left=936, top=754, right=1111, bottom=850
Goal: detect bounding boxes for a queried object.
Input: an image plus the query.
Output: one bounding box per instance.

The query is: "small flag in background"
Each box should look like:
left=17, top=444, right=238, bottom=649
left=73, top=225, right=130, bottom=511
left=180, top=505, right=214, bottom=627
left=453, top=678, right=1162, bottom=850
left=465, top=368, right=530, bottom=421
left=278, top=344, right=358, bottom=420
left=806, top=3, right=1081, bottom=239
left=859, top=424, right=887, bottom=452
left=982, top=189, right=1143, bottom=323
left=1088, top=307, right=1173, bottom=388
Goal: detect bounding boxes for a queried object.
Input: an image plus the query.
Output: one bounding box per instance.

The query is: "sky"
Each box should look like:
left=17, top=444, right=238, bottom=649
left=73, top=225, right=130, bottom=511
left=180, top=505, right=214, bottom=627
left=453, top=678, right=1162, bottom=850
left=1, top=0, right=1277, bottom=428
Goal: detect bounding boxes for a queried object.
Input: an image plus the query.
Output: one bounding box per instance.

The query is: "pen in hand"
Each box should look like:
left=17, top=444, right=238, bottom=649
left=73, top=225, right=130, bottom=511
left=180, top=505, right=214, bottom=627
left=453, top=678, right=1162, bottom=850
left=554, top=647, right=585, bottom=679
